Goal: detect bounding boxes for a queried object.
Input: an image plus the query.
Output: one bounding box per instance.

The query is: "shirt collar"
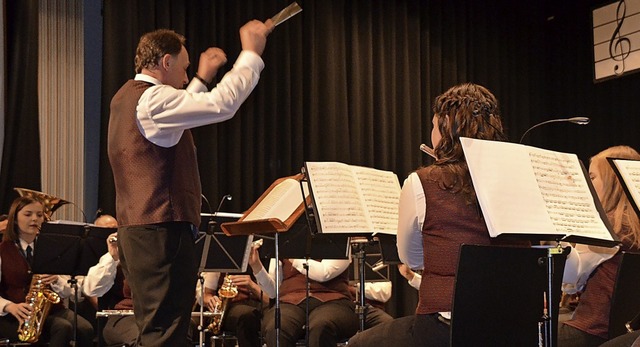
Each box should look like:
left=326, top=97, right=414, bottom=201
left=135, top=73, right=162, bottom=86
left=18, top=238, right=35, bottom=252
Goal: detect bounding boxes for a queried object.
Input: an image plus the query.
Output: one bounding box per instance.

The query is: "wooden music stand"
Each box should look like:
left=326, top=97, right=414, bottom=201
left=221, top=174, right=309, bottom=347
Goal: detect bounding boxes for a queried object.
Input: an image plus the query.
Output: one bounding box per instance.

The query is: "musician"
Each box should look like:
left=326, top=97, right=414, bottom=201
left=350, top=280, right=393, bottom=329
left=201, top=272, right=268, bottom=347
left=248, top=245, right=359, bottom=347
left=558, top=145, right=640, bottom=347
left=347, top=264, right=421, bottom=346
left=107, top=19, right=274, bottom=346
left=0, top=196, right=94, bottom=346
left=82, top=212, right=139, bottom=346
left=395, top=83, right=528, bottom=346
left=0, top=215, right=7, bottom=235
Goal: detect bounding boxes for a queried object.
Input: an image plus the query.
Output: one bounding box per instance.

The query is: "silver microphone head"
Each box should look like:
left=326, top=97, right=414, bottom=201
left=567, top=117, right=590, bottom=125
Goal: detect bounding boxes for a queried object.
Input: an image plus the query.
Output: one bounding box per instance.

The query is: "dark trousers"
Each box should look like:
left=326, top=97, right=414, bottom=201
left=557, top=322, right=607, bottom=347
left=220, top=300, right=263, bottom=347
left=348, top=315, right=415, bottom=347
left=0, top=307, right=94, bottom=347
left=262, top=297, right=358, bottom=347
left=411, top=313, right=450, bottom=347
left=103, top=315, right=138, bottom=346
left=118, top=222, right=198, bottom=347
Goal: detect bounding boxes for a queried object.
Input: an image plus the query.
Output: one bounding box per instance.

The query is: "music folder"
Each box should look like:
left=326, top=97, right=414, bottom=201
left=608, top=157, right=640, bottom=219
left=33, top=220, right=114, bottom=276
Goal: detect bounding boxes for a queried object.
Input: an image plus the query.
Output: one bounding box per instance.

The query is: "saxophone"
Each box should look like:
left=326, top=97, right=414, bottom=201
left=208, top=275, right=238, bottom=335
left=17, top=275, right=61, bottom=342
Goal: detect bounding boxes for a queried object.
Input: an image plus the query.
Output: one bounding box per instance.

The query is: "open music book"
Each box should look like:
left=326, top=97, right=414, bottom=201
left=220, top=174, right=310, bottom=236
left=608, top=157, right=640, bottom=218
left=303, top=162, right=401, bottom=234
left=460, top=137, right=618, bottom=246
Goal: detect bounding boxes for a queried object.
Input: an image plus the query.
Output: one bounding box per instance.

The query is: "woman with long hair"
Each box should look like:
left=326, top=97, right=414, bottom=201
left=0, top=195, right=94, bottom=346
left=559, top=145, right=640, bottom=347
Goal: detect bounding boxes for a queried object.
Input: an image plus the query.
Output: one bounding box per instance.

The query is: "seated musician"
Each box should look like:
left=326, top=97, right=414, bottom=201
left=350, top=280, right=393, bottom=329
left=0, top=196, right=94, bottom=346
left=347, top=264, right=421, bottom=346
left=248, top=244, right=359, bottom=347
left=82, top=215, right=137, bottom=346
left=201, top=271, right=268, bottom=347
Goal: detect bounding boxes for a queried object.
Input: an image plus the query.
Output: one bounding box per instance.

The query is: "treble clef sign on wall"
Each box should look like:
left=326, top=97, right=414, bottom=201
left=609, top=0, right=632, bottom=75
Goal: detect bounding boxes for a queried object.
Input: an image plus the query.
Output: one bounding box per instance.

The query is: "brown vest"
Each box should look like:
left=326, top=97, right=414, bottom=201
left=564, top=226, right=640, bottom=339
left=279, top=260, right=352, bottom=305
left=416, top=166, right=527, bottom=314
left=108, top=79, right=201, bottom=227
left=0, top=241, right=31, bottom=303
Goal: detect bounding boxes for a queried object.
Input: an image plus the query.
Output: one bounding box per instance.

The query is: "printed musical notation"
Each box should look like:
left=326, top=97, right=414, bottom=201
left=593, top=0, right=640, bottom=81
left=609, top=158, right=640, bottom=214
left=529, top=152, right=604, bottom=235
left=460, top=137, right=615, bottom=244
left=304, top=162, right=401, bottom=234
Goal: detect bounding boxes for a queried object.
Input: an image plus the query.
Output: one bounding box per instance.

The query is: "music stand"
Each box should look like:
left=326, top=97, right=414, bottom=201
left=451, top=244, right=568, bottom=347
left=33, top=220, right=114, bottom=345
left=257, top=216, right=350, bottom=347
left=195, top=212, right=251, bottom=347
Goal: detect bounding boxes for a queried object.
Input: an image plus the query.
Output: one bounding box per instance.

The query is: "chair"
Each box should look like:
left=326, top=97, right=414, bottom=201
left=608, top=252, right=640, bottom=340
left=450, top=244, right=567, bottom=347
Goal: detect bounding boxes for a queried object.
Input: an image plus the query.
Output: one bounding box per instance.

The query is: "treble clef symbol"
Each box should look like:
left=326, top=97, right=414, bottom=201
left=609, top=0, right=631, bottom=75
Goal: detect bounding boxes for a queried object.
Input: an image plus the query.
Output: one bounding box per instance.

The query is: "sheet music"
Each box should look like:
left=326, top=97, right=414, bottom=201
left=610, top=158, right=640, bottom=213
left=305, top=162, right=401, bottom=234
left=243, top=178, right=309, bottom=222
left=460, top=137, right=614, bottom=241
left=305, top=162, right=371, bottom=232
left=351, top=166, right=401, bottom=233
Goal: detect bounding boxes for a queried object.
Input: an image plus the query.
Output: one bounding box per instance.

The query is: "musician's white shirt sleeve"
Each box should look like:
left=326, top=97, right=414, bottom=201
left=136, top=50, right=264, bottom=148
left=253, top=258, right=351, bottom=299
left=397, top=172, right=426, bottom=270
left=355, top=281, right=392, bottom=303
left=561, top=243, right=619, bottom=293
left=82, top=252, right=119, bottom=297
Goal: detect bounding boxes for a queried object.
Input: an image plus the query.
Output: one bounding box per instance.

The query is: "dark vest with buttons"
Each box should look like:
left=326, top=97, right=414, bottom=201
left=0, top=241, right=32, bottom=303
left=279, top=260, right=352, bottom=305
left=108, top=79, right=201, bottom=227
left=564, top=223, right=640, bottom=339
left=415, top=166, right=528, bottom=314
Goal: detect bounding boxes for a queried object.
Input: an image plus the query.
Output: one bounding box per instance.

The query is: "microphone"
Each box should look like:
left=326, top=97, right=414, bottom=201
left=519, top=117, right=590, bottom=144
left=215, top=194, right=233, bottom=215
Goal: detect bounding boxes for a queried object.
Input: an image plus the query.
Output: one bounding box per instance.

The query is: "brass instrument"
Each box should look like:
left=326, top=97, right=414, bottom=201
left=17, top=275, right=61, bottom=342
left=14, top=187, right=69, bottom=221
left=208, top=275, right=238, bottom=335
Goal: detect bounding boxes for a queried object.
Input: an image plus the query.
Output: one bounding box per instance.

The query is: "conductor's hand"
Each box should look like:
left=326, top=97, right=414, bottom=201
left=196, top=47, right=227, bottom=85
left=5, top=302, right=33, bottom=324
left=107, top=232, right=119, bottom=261
left=240, top=19, right=275, bottom=56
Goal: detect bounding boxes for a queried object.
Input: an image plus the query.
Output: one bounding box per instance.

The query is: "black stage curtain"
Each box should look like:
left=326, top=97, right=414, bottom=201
left=0, top=0, right=41, bottom=211
left=98, top=0, right=550, bottom=317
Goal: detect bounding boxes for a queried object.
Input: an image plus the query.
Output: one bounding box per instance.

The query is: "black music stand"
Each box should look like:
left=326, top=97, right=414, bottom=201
left=195, top=212, right=251, bottom=347
left=450, top=244, right=568, bottom=347
left=33, top=220, right=114, bottom=345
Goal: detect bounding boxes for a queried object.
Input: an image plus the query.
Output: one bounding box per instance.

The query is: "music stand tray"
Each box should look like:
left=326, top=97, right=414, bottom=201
left=33, top=221, right=114, bottom=276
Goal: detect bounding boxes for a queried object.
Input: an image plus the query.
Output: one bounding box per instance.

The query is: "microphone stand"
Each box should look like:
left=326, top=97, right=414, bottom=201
left=519, top=117, right=590, bottom=144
